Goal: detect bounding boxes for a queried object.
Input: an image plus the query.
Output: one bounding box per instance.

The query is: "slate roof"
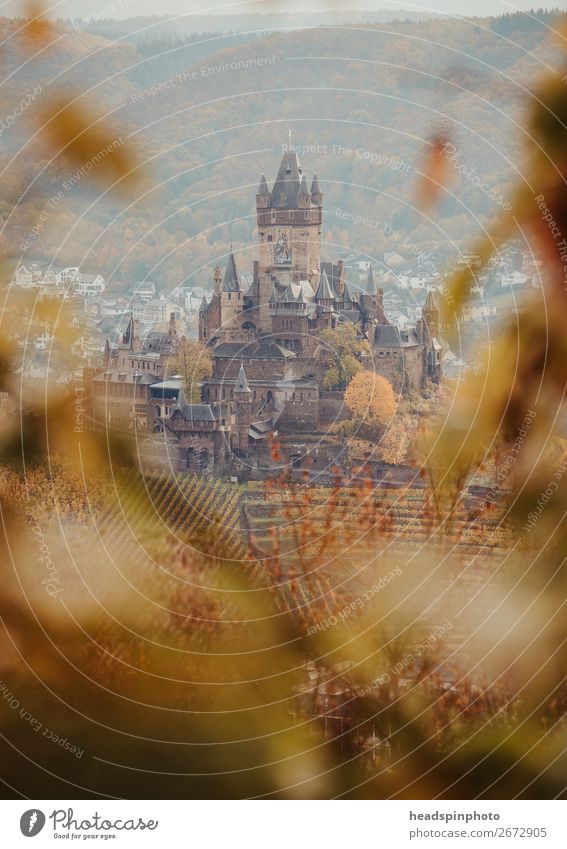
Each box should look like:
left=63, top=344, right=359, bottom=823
left=257, top=174, right=270, bottom=196
left=320, top=261, right=343, bottom=295
left=315, top=269, right=336, bottom=301
left=269, top=150, right=304, bottom=209
left=222, top=253, right=242, bottom=292
left=174, top=404, right=217, bottom=422
left=374, top=325, right=420, bottom=347
left=212, top=341, right=296, bottom=360
left=235, top=362, right=251, bottom=394
left=311, top=174, right=322, bottom=195
left=423, top=289, right=440, bottom=311
left=93, top=371, right=158, bottom=385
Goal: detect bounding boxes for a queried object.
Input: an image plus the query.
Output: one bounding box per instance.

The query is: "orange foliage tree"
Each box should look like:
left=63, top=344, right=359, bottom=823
left=344, top=371, right=396, bottom=430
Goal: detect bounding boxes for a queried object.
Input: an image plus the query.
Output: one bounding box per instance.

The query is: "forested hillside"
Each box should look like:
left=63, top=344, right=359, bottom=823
left=0, top=10, right=562, bottom=290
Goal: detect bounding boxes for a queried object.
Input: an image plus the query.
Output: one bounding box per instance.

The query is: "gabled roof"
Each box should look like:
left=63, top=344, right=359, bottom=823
left=212, top=340, right=296, bottom=360
left=374, top=325, right=420, bottom=348
left=270, top=150, right=304, bottom=209
left=222, top=253, right=242, bottom=292
left=235, top=362, right=251, bottom=394
left=315, top=269, right=336, bottom=301
left=173, top=404, right=217, bottom=423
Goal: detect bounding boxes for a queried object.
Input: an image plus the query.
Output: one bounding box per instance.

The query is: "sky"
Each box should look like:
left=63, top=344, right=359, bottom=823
left=1, top=0, right=565, bottom=21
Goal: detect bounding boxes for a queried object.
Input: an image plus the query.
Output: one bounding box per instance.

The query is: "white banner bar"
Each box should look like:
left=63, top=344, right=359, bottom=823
left=1, top=800, right=565, bottom=848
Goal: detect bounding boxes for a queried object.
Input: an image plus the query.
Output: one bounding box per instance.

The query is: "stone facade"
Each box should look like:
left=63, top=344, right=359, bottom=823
left=95, top=149, right=445, bottom=476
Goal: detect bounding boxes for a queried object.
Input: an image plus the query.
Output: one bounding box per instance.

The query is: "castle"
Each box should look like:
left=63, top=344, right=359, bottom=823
left=93, top=148, right=444, bottom=478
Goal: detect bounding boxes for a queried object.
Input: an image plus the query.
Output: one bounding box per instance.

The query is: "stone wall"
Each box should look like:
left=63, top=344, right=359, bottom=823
left=319, top=390, right=349, bottom=423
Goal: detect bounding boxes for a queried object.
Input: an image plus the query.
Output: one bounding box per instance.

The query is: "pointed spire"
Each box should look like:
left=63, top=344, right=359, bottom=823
left=199, top=294, right=208, bottom=313
left=269, top=281, right=279, bottom=304
left=104, top=338, right=111, bottom=357
left=174, top=383, right=188, bottom=412
left=222, top=252, right=242, bottom=292
left=315, top=268, right=336, bottom=302
left=258, top=174, right=270, bottom=196
left=424, top=289, right=440, bottom=312
left=235, top=361, right=251, bottom=395
left=342, top=281, right=353, bottom=305
left=299, top=174, right=310, bottom=196
left=366, top=264, right=377, bottom=296
left=311, top=174, right=321, bottom=195
left=271, top=150, right=303, bottom=209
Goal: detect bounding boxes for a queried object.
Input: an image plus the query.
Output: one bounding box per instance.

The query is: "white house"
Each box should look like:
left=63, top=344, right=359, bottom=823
left=73, top=273, right=105, bottom=298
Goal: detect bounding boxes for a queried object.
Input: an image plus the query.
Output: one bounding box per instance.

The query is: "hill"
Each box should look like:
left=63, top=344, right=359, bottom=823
left=0, top=10, right=563, bottom=290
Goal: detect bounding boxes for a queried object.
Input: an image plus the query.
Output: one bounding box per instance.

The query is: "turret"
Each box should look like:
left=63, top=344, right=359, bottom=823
left=168, top=312, right=178, bottom=343
left=234, top=362, right=252, bottom=456
left=298, top=174, right=311, bottom=209
left=214, top=265, right=222, bottom=296
left=310, top=174, right=323, bottom=207
left=422, top=289, right=440, bottom=340
left=222, top=252, right=242, bottom=293
left=256, top=174, right=271, bottom=210
left=315, top=269, right=336, bottom=307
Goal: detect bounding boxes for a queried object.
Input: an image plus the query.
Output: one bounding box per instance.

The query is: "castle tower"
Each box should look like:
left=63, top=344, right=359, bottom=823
left=123, top=315, right=142, bottom=353
left=422, top=289, right=440, bottom=340
left=234, top=361, right=252, bottom=456
left=256, top=149, right=323, bottom=284
left=199, top=255, right=243, bottom=341
left=418, top=289, right=442, bottom=383
left=167, top=312, right=178, bottom=346
left=310, top=174, right=323, bottom=208
left=219, top=251, right=244, bottom=329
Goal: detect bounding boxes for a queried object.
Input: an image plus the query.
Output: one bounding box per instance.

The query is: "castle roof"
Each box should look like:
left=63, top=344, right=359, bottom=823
left=311, top=174, right=321, bottom=195
left=423, top=289, right=440, bottom=312
left=257, top=174, right=270, bottom=196
left=235, top=362, right=251, bottom=394
left=270, top=150, right=304, bottom=209
left=315, top=269, right=336, bottom=301
left=174, top=403, right=217, bottom=423
left=374, top=325, right=420, bottom=348
left=222, top=252, right=242, bottom=292
left=212, top=340, right=296, bottom=360
left=342, top=281, right=354, bottom=304
left=299, top=174, right=310, bottom=196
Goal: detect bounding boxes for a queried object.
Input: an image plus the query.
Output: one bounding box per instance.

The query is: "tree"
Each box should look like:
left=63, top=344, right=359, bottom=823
left=379, top=413, right=417, bottom=464
left=172, top=338, right=212, bottom=403
left=345, top=371, right=396, bottom=428
left=319, top=324, right=369, bottom=390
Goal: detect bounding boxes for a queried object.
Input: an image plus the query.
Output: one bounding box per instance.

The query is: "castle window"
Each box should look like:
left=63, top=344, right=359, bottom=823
left=268, top=235, right=273, bottom=242
left=228, top=293, right=231, bottom=301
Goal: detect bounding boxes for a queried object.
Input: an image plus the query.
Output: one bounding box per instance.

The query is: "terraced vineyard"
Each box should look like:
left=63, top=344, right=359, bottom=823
left=243, top=481, right=512, bottom=638
left=96, top=472, right=247, bottom=562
